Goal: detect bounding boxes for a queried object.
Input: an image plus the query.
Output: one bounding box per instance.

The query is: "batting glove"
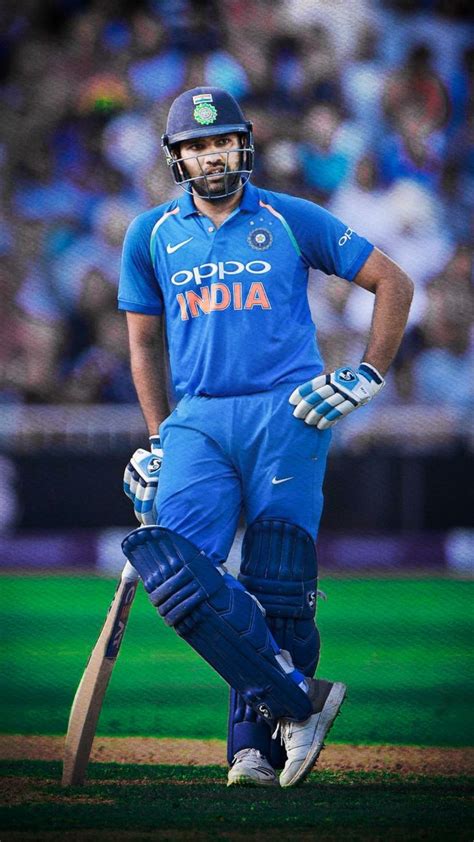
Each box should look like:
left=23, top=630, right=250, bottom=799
left=123, top=435, right=163, bottom=525
left=289, top=363, right=385, bottom=430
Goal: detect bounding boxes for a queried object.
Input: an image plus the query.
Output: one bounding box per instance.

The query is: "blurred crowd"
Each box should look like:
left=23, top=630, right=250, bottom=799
left=0, top=0, right=472, bottom=410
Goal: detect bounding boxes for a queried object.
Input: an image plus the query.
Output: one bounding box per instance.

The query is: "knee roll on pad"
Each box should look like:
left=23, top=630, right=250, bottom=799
left=239, top=518, right=318, bottom=619
left=228, top=519, right=321, bottom=765
left=239, top=519, right=320, bottom=673
left=121, top=525, right=312, bottom=724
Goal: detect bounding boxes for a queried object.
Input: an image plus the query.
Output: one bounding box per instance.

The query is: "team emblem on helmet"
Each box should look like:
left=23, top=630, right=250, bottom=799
left=248, top=228, right=273, bottom=251
left=193, top=102, right=218, bottom=126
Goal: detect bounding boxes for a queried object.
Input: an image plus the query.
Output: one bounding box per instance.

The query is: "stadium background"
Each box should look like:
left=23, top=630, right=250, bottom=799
left=0, top=0, right=473, bottom=756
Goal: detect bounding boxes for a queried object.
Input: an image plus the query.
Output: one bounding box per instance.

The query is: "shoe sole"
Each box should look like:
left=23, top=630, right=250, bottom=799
left=280, top=682, right=347, bottom=788
left=227, top=774, right=279, bottom=787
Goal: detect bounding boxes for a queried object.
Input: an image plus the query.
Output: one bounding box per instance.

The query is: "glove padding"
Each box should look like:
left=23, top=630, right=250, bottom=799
left=289, top=363, right=385, bottom=430
left=123, top=435, right=163, bottom=525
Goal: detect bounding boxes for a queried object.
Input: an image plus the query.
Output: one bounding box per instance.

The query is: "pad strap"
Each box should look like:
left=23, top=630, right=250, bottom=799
left=122, top=526, right=312, bottom=725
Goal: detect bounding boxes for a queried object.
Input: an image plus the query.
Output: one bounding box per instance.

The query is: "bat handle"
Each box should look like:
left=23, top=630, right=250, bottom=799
left=122, top=561, right=139, bottom=582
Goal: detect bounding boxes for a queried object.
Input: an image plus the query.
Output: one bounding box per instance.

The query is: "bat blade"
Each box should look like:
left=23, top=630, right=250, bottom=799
left=62, top=562, right=139, bottom=786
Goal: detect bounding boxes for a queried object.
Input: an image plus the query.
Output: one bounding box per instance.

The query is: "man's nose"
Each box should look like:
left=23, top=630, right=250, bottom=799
left=204, top=148, right=225, bottom=164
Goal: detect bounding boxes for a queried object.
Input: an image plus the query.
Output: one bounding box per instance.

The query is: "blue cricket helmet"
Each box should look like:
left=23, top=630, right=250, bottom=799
left=161, top=87, right=254, bottom=199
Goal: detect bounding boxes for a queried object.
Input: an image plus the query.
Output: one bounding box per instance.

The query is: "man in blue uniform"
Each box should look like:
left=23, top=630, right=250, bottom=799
left=119, top=88, right=413, bottom=787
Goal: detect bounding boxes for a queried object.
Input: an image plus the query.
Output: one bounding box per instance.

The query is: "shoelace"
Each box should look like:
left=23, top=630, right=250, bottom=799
left=233, top=747, right=265, bottom=763
left=272, top=720, right=293, bottom=743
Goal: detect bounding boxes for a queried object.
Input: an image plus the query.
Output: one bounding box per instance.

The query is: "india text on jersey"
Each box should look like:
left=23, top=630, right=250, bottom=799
left=176, top=281, right=271, bottom=320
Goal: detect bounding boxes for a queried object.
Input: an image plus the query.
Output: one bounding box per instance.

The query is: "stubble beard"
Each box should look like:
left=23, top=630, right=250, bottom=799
left=191, top=168, right=242, bottom=200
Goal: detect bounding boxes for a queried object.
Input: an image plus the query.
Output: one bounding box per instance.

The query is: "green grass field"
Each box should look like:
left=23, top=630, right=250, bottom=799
left=1, top=575, right=473, bottom=839
left=1, top=575, right=472, bottom=745
left=1, top=761, right=472, bottom=841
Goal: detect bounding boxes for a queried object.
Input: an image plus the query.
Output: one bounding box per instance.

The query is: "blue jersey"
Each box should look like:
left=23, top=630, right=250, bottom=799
left=118, top=182, right=373, bottom=398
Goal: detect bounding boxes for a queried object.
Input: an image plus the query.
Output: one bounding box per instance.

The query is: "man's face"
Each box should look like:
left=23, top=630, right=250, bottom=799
left=177, top=132, right=242, bottom=199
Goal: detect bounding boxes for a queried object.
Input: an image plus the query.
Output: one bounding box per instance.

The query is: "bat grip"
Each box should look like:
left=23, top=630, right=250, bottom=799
left=121, top=561, right=139, bottom=582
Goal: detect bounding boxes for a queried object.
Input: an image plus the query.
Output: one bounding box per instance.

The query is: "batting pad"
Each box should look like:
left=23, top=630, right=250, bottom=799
left=121, top=526, right=312, bottom=724
left=228, top=519, right=320, bottom=765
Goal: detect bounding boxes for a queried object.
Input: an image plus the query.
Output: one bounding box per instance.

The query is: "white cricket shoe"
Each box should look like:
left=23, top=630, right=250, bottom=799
left=227, top=748, right=278, bottom=787
left=277, top=679, right=346, bottom=788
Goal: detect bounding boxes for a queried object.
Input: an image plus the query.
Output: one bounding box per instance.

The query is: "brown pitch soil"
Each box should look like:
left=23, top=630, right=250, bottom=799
left=1, top=735, right=473, bottom=776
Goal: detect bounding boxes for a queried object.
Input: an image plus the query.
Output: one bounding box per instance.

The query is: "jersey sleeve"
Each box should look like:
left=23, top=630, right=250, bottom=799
left=273, top=194, right=374, bottom=281
left=118, top=214, right=164, bottom=315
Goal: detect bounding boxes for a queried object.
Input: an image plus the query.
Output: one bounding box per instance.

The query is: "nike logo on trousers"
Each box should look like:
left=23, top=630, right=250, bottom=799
left=272, top=476, right=294, bottom=485
left=166, top=237, right=193, bottom=254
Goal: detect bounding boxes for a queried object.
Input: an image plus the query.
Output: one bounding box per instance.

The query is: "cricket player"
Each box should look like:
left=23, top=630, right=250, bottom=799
left=119, top=88, right=413, bottom=787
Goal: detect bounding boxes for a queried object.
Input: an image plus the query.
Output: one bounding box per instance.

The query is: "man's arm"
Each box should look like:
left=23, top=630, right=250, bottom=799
left=126, top=312, right=171, bottom=435
left=289, top=247, right=414, bottom=429
left=353, top=247, right=414, bottom=375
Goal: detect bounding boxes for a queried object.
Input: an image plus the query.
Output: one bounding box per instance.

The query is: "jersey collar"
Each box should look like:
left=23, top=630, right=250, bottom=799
left=179, top=181, right=260, bottom=218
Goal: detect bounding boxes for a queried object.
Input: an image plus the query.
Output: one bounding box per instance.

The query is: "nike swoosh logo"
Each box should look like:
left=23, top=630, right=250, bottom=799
left=166, top=237, right=193, bottom=254
left=272, top=476, right=294, bottom=485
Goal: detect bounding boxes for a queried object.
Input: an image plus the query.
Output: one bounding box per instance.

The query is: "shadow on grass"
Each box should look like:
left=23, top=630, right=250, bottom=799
left=0, top=761, right=472, bottom=840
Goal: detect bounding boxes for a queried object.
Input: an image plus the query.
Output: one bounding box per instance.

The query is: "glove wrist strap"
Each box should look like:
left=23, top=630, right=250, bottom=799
left=359, top=362, right=385, bottom=385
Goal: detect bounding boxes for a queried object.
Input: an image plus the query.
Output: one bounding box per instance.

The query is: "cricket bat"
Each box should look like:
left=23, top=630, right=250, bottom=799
left=62, top=561, right=139, bottom=786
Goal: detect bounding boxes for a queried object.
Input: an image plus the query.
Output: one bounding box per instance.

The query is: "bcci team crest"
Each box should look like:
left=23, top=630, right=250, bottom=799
left=193, top=102, right=218, bottom=125
left=248, top=227, right=273, bottom=251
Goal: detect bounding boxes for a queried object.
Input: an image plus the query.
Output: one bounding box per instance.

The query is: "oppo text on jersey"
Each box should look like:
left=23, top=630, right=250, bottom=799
left=170, top=259, right=271, bottom=286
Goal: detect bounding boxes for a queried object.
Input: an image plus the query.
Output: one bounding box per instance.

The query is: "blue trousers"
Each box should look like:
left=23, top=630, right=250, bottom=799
left=157, top=382, right=331, bottom=560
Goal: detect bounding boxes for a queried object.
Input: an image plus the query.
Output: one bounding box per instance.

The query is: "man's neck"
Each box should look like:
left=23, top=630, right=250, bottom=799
left=191, top=187, right=243, bottom=228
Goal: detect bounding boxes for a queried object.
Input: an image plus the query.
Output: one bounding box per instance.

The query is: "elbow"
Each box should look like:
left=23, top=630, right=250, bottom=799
left=401, top=268, right=415, bottom=299
left=394, top=267, right=414, bottom=297
left=381, top=267, right=414, bottom=306
left=401, top=272, right=415, bottom=308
